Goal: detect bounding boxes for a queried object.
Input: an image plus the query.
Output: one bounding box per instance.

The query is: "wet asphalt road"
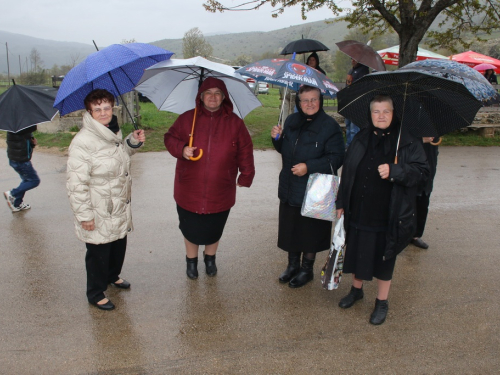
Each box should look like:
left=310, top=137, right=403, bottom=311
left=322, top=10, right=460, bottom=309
left=0, top=147, right=499, bottom=374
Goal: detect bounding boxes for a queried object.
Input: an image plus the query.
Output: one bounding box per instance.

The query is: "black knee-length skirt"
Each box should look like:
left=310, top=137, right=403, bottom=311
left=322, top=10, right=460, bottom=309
left=177, top=205, right=230, bottom=245
left=277, top=202, right=332, bottom=253
left=343, top=226, right=396, bottom=281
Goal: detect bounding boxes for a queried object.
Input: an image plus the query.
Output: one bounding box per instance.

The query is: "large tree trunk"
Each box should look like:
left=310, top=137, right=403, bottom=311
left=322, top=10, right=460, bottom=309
left=398, top=32, right=421, bottom=68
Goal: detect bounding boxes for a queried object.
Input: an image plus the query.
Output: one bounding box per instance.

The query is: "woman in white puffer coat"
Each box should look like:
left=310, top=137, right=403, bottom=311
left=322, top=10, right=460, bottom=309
left=67, top=89, right=145, bottom=311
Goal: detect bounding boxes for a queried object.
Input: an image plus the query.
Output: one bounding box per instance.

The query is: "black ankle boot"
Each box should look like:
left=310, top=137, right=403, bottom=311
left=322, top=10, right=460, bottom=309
left=186, top=256, right=198, bottom=279
left=370, top=298, right=389, bottom=325
left=338, top=286, right=364, bottom=308
left=289, top=257, right=315, bottom=288
left=203, top=252, right=217, bottom=276
left=279, top=252, right=301, bottom=283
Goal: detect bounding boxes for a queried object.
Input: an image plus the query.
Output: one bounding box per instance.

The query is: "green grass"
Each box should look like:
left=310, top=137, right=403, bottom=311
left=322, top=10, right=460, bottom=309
left=1, top=87, right=499, bottom=151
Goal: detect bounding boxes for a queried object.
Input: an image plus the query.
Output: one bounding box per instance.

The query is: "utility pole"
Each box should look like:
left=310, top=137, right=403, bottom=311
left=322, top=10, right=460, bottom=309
left=19, top=55, right=21, bottom=75
left=6, top=42, right=10, bottom=86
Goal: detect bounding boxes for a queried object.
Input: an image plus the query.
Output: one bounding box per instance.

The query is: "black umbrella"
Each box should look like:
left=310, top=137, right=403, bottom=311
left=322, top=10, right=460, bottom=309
left=337, top=70, right=482, bottom=138
left=280, top=38, right=329, bottom=55
left=0, top=83, right=59, bottom=133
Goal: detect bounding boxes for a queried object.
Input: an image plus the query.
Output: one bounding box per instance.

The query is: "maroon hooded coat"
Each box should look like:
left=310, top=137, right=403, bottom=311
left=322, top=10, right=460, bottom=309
left=164, top=77, right=255, bottom=214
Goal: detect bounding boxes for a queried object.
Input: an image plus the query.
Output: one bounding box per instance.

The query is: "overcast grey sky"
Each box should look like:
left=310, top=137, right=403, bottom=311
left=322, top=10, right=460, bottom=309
left=3, top=0, right=338, bottom=45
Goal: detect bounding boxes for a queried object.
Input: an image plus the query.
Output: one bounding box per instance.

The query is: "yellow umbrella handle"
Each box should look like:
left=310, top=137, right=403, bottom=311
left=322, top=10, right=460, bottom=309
left=188, top=106, right=203, bottom=161
left=430, top=137, right=442, bottom=146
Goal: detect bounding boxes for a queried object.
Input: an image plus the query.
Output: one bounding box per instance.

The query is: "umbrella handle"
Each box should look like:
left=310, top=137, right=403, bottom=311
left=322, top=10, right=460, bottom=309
left=126, top=120, right=143, bottom=149
left=188, top=107, right=203, bottom=161
left=430, top=137, right=442, bottom=146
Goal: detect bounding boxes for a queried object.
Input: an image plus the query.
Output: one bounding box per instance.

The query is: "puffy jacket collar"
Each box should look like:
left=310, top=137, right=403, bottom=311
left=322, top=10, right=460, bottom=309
left=82, top=112, right=122, bottom=143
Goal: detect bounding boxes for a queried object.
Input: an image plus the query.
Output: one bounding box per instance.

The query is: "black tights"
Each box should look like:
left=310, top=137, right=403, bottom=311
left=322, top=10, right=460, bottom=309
left=302, top=252, right=316, bottom=261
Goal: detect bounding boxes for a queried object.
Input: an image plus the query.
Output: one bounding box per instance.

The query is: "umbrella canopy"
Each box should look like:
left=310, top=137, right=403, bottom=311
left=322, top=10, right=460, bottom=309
left=450, top=51, right=500, bottom=73
left=54, top=43, right=173, bottom=116
left=473, top=63, right=498, bottom=72
left=377, top=45, right=447, bottom=66
left=336, top=40, right=386, bottom=71
left=280, top=39, right=329, bottom=55
left=0, top=84, right=59, bottom=133
left=236, top=58, right=339, bottom=98
left=337, top=70, right=482, bottom=138
left=135, top=56, right=261, bottom=119
left=399, top=59, right=500, bottom=105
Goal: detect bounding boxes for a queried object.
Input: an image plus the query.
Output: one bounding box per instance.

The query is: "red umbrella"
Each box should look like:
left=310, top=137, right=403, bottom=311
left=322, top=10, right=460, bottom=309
left=449, top=51, right=500, bottom=73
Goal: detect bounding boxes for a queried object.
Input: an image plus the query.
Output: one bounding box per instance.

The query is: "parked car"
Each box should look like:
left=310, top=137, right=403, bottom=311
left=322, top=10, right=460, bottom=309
left=258, top=82, right=269, bottom=95
left=232, top=66, right=259, bottom=96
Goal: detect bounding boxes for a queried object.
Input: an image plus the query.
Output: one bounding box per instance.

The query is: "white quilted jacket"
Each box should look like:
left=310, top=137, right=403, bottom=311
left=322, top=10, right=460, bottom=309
left=67, top=112, right=141, bottom=244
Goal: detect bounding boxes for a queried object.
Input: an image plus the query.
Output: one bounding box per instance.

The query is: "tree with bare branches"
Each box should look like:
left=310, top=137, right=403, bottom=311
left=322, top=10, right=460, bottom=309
left=204, top=0, right=500, bottom=67
left=182, top=27, right=213, bottom=58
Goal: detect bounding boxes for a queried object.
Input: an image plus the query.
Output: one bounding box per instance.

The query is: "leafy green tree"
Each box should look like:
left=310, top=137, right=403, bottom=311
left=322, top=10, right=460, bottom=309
left=204, top=0, right=500, bottom=67
left=182, top=27, right=214, bottom=59
left=232, top=54, right=253, bottom=66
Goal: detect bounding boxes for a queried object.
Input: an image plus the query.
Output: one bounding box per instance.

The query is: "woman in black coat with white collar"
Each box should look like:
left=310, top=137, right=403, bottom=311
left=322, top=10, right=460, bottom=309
left=271, top=85, right=344, bottom=288
left=335, top=94, right=429, bottom=325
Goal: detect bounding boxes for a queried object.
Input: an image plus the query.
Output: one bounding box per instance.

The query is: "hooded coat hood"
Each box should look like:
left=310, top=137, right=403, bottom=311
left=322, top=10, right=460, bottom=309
left=195, top=77, right=233, bottom=116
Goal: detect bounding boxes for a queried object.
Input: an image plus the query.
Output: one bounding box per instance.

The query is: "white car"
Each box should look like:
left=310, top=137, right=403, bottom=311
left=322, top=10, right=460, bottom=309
left=258, top=82, right=269, bottom=95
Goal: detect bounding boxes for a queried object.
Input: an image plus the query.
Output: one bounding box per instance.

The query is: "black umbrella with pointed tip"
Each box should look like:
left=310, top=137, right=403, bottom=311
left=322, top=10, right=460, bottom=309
left=0, top=82, right=59, bottom=133
left=280, top=39, right=329, bottom=55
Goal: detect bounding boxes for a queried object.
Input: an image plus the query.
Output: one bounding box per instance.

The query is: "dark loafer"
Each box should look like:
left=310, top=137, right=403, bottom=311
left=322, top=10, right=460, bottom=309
left=90, top=298, right=115, bottom=311
left=203, top=252, right=217, bottom=277
left=369, top=299, right=389, bottom=325
left=111, top=279, right=131, bottom=289
left=338, top=286, right=364, bottom=309
left=411, top=238, right=429, bottom=249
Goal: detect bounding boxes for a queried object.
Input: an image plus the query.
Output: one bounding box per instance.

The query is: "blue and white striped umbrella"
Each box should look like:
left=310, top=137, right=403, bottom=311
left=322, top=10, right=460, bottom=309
left=54, top=43, right=174, bottom=115
left=399, top=59, right=500, bottom=105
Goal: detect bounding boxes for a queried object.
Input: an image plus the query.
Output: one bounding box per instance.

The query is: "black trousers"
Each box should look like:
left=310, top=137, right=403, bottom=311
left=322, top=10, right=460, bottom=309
left=85, top=236, right=127, bottom=303
left=415, top=193, right=431, bottom=238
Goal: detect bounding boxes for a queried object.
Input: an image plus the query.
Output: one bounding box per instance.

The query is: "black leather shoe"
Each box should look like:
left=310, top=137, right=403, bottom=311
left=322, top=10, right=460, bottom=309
left=289, top=257, right=315, bottom=288
left=90, top=298, right=115, bottom=311
left=186, top=256, right=198, bottom=279
left=370, top=298, right=389, bottom=325
left=111, top=279, right=131, bottom=289
left=338, top=286, right=364, bottom=308
left=411, top=238, right=429, bottom=249
left=279, top=252, right=301, bottom=283
left=203, top=252, right=217, bottom=276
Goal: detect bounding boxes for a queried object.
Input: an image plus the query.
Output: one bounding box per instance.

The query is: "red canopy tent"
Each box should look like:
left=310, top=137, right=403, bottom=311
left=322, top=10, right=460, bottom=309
left=449, top=51, right=500, bottom=73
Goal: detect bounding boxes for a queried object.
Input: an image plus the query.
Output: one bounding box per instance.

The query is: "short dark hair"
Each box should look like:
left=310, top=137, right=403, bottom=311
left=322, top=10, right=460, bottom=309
left=370, top=95, right=393, bottom=111
left=298, top=85, right=321, bottom=97
left=84, top=89, right=115, bottom=111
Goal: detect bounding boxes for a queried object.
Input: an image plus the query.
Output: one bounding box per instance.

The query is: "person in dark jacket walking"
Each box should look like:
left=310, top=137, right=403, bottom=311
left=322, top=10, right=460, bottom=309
left=3, top=125, right=41, bottom=212
left=271, top=85, right=344, bottom=288
left=336, top=95, right=429, bottom=325
left=164, top=77, right=255, bottom=280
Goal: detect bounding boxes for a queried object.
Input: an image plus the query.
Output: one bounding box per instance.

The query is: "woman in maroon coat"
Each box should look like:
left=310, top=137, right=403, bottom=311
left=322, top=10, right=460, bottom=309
left=164, top=77, right=255, bottom=279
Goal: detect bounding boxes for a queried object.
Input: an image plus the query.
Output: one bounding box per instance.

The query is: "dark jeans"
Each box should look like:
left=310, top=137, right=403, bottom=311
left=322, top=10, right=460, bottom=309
left=9, top=160, right=40, bottom=207
left=415, top=193, right=431, bottom=238
left=345, top=118, right=360, bottom=148
left=85, top=236, right=127, bottom=303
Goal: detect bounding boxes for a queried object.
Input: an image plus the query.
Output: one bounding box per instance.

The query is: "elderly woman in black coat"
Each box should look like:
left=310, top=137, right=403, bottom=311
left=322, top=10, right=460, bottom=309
left=336, top=94, right=429, bottom=325
left=271, top=85, right=344, bottom=288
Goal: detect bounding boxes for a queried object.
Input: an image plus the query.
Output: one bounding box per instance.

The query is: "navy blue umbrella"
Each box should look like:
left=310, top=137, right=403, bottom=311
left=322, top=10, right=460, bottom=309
left=54, top=43, right=173, bottom=115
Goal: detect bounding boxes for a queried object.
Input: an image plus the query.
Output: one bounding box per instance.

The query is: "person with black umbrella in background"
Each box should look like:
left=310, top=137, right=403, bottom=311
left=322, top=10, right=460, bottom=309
left=4, top=125, right=40, bottom=212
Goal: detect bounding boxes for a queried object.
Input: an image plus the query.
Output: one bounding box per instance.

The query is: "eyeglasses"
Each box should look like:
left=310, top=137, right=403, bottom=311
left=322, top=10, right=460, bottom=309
left=91, top=106, right=113, bottom=114
left=300, top=98, right=319, bottom=105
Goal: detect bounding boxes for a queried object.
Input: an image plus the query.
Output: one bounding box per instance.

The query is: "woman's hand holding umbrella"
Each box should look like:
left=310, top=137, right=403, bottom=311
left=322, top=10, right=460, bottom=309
left=378, top=164, right=390, bottom=179
left=271, top=125, right=282, bottom=140
left=183, top=146, right=199, bottom=160
left=133, top=129, right=146, bottom=143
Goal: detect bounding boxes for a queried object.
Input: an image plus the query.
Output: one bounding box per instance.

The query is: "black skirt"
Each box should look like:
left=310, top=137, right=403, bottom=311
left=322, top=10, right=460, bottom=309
left=277, top=202, right=332, bottom=253
left=343, top=226, right=396, bottom=281
left=177, top=205, right=230, bottom=245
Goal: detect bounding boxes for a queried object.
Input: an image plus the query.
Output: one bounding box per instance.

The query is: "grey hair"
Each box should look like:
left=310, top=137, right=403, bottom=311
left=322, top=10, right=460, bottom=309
left=370, top=95, right=394, bottom=111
